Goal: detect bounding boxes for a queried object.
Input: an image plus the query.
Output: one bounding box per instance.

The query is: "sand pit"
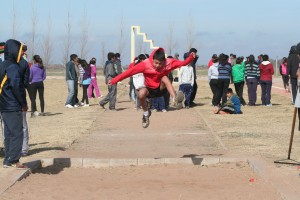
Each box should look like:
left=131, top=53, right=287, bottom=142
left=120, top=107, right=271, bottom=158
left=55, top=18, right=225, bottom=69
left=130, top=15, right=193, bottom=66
left=1, top=162, right=281, bottom=200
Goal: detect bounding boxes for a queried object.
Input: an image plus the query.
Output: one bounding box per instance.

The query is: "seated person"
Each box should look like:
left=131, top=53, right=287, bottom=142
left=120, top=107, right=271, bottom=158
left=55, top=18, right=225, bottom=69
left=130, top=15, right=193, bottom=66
left=214, top=88, right=242, bottom=114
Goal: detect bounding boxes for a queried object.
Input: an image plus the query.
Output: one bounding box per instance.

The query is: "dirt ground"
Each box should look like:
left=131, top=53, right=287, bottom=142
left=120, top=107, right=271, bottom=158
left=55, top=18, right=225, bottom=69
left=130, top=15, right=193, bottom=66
left=0, top=72, right=299, bottom=199
left=1, top=163, right=281, bottom=200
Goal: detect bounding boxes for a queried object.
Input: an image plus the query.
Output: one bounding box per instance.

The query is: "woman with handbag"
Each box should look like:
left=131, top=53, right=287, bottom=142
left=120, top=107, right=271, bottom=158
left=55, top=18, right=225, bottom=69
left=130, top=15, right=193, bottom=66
left=80, top=59, right=91, bottom=107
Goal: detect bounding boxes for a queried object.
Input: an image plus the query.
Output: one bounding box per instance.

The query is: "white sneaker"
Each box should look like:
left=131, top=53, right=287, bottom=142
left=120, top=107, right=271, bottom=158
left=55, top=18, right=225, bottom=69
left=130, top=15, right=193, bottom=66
left=266, top=104, right=272, bottom=107
left=65, top=104, right=74, bottom=108
left=162, top=109, right=167, bottom=113
left=74, top=104, right=79, bottom=108
left=80, top=102, right=85, bottom=106
left=83, top=104, right=90, bottom=107
left=152, top=109, right=158, bottom=112
left=33, top=111, right=39, bottom=116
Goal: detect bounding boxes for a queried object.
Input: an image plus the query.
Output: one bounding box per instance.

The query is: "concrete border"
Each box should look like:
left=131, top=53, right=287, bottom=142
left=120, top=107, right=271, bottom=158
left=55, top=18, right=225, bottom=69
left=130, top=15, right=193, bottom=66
left=1, top=157, right=299, bottom=200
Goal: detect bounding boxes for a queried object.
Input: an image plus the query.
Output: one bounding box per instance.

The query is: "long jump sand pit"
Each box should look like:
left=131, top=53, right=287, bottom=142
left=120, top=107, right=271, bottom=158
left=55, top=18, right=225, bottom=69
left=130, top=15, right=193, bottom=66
left=1, top=162, right=281, bottom=200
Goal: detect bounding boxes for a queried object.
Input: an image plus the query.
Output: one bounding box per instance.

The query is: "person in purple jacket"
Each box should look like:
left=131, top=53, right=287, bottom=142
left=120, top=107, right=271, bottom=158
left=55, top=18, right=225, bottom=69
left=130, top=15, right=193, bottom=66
left=28, top=55, right=46, bottom=116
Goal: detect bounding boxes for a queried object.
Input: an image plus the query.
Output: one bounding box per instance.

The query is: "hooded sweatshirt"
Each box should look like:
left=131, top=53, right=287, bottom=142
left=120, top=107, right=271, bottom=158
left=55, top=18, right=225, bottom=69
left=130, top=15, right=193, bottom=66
left=259, top=61, right=274, bottom=81
left=287, top=45, right=300, bottom=78
left=111, top=48, right=194, bottom=89
left=231, top=63, right=245, bottom=83
left=0, top=39, right=27, bottom=112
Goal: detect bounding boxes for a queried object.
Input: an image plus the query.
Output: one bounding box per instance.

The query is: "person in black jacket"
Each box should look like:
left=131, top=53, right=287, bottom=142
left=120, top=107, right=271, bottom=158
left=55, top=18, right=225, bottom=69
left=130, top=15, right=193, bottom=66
left=0, top=39, right=28, bottom=169
left=287, top=45, right=300, bottom=104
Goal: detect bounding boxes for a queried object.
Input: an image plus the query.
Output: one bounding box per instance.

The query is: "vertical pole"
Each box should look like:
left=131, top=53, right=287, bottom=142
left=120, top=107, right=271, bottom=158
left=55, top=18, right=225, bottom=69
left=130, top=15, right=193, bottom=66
left=288, top=107, right=297, bottom=159
left=131, top=26, right=135, bottom=63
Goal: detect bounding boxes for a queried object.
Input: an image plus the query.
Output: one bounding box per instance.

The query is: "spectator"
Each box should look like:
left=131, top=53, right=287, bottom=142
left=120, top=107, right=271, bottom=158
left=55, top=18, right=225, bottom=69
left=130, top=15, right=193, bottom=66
left=208, top=54, right=217, bottom=68
left=259, top=54, right=274, bottom=106
left=245, top=55, right=260, bottom=106
left=208, top=55, right=219, bottom=106
left=214, top=88, right=242, bottom=114
left=287, top=45, right=300, bottom=104
left=179, top=54, right=194, bottom=109
left=279, top=57, right=290, bottom=93
left=184, top=48, right=198, bottom=107
left=65, top=54, right=79, bottom=108
left=0, top=39, right=28, bottom=168
left=88, top=58, right=102, bottom=99
left=80, top=59, right=91, bottom=107
left=231, top=57, right=246, bottom=106
left=28, top=55, right=46, bottom=116
left=216, top=53, right=231, bottom=105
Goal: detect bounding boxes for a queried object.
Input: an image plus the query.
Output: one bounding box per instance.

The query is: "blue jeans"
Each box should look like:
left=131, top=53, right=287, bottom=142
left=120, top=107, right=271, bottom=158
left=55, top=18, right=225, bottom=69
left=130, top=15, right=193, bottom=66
left=152, top=97, right=165, bottom=110
left=179, top=84, right=193, bottom=107
left=1, top=111, right=23, bottom=165
left=260, top=80, right=272, bottom=105
left=66, top=80, right=75, bottom=105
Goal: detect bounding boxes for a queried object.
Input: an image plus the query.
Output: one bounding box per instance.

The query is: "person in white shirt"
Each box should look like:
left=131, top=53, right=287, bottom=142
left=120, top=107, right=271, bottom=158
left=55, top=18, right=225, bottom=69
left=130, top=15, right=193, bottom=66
left=178, top=59, right=194, bottom=109
left=208, top=56, right=219, bottom=106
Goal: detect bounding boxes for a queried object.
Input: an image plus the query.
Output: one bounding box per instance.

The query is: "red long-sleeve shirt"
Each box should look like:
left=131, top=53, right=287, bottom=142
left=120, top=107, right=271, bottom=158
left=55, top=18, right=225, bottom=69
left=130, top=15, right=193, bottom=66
left=111, top=48, right=195, bottom=89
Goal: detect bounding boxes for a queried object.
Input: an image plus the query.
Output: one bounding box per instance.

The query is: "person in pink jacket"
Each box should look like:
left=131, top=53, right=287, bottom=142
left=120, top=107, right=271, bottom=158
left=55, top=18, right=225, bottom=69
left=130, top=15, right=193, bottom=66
left=88, top=58, right=102, bottom=98
left=259, top=54, right=274, bottom=106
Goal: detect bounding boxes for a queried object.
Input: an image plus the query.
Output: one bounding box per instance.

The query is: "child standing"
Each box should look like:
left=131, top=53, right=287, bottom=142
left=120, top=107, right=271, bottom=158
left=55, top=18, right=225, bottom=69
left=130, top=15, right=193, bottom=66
left=279, top=57, right=290, bottom=92
left=179, top=54, right=194, bottom=109
left=152, top=97, right=167, bottom=112
left=109, top=48, right=196, bottom=128
left=231, top=57, right=246, bottom=106
left=88, top=59, right=101, bottom=98
left=80, top=59, right=91, bottom=107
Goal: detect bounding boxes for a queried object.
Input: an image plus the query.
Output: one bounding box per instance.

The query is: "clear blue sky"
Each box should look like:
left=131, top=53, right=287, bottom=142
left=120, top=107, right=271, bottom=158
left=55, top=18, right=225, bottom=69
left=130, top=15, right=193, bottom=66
left=0, top=0, right=299, bottom=65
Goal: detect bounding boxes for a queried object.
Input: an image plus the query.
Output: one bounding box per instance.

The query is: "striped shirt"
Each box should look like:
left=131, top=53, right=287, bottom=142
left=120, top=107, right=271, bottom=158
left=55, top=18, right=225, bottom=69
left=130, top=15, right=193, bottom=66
left=218, top=63, right=231, bottom=79
left=245, top=62, right=260, bottom=79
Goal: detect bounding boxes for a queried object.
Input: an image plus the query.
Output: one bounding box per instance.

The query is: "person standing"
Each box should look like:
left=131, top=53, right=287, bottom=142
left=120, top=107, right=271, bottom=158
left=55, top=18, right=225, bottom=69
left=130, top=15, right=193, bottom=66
left=88, top=58, right=101, bottom=98
left=216, top=54, right=231, bottom=105
left=245, top=55, right=260, bottom=106
left=231, top=57, right=246, bottom=106
left=179, top=54, right=194, bottom=109
left=65, top=54, right=78, bottom=108
left=80, top=59, right=91, bottom=107
left=184, top=48, right=198, bottom=107
left=208, top=55, right=219, bottom=106
left=279, top=57, right=290, bottom=92
left=0, top=39, right=28, bottom=168
left=28, top=55, right=46, bottom=116
left=287, top=45, right=300, bottom=104
left=259, top=54, right=274, bottom=106
left=99, top=52, right=118, bottom=110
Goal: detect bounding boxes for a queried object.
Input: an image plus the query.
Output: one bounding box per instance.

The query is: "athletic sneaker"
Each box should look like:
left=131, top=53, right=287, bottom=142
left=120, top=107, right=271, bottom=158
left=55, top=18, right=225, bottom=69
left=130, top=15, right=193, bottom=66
left=142, top=114, right=150, bottom=128
left=74, top=104, right=79, bottom=108
left=266, top=104, right=272, bottom=107
left=152, top=109, right=158, bottom=112
left=65, top=104, right=74, bottom=108
left=82, top=104, right=90, bottom=107
left=3, top=162, right=28, bottom=169
left=162, top=109, right=167, bottom=113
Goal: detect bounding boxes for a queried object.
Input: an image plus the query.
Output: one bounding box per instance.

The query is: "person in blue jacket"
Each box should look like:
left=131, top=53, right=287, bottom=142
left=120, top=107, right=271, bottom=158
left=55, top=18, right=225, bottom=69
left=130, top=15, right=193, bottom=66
left=0, top=39, right=28, bottom=169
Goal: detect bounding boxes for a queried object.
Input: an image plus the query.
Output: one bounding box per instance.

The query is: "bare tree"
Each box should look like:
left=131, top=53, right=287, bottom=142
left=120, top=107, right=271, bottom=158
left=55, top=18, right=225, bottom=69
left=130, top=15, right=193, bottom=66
left=11, top=0, right=18, bottom=39
left=185, top=13, right=196, bottom=50
left=42, top=15, right=53, bottom=67
left=28, top=1, right=38, bottom=59
left=100, top=42, right=106, bottom=67
left=166, top=22, right=177, bottom=56
left=63, top=11, right=72, bottom=66
left=117, top=15, right=126, bottom=57
left=80, top=9, right=89, bottom=59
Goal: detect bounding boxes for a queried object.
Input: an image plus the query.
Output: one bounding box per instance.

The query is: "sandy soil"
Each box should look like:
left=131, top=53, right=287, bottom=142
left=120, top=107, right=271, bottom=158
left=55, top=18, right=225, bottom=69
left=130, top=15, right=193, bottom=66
left=1, top=163, right=281, bottom=200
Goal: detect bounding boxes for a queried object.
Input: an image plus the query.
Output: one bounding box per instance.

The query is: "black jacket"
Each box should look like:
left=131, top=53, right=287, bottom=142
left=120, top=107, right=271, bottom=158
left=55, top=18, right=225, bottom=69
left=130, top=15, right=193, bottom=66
left=287, top=45, right=300, bottom=79
left=0, top=39, right=27, bottom=112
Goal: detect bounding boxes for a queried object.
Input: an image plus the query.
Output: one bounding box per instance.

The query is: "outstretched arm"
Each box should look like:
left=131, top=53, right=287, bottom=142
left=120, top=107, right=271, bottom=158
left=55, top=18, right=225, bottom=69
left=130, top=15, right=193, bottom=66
left=109, top=61, right=146, bottom=85
left=169, top=52, right=196, bottom=70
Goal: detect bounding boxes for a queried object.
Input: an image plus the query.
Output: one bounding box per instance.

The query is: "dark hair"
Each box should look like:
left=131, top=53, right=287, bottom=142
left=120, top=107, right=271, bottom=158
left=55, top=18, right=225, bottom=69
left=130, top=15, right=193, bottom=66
left=107, top=52, right=115, bottom=61
left=115, top=53, right=120, bottom=58
left=282, top=57, right=287, bottom=63
left=236, top=57, right=243, bottom=64
left=218, top=53, right=228, bottom=66
left=135, top=54, right=148, bottom=66
left=80, top=59, right=88, bottom=68
left=248, top=55, right=255, bottom=70
left=262, top=54, right=269, bottom=61
left=226, top=88, right=233, bottom=94
left=89, top=59, right=96, bottom=65
left=70, top=54, right=78, bottom=61
left=33, top=55, right=44, bottom=69
left=167, top=55, right=173, bottom=58
left=189, top=48, right=197, bottom=53
left=153, top=49, right=166, bottom=62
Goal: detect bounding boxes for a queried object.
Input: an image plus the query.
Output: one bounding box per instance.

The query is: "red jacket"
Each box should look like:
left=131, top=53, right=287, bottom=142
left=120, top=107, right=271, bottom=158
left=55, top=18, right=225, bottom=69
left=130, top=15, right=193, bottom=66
left=111, top=48, right=194, bottom=89
left=259, top=61, right=274, bottom=81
